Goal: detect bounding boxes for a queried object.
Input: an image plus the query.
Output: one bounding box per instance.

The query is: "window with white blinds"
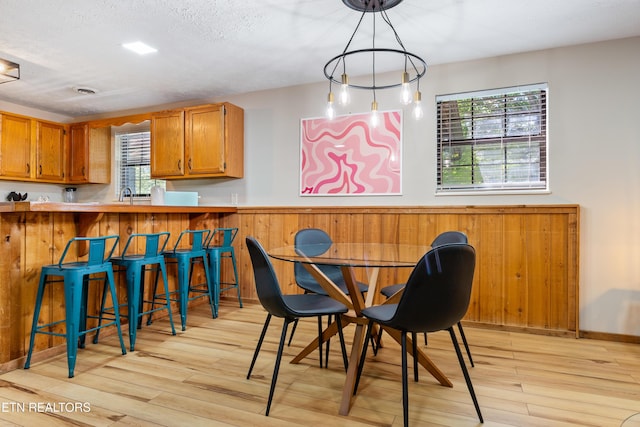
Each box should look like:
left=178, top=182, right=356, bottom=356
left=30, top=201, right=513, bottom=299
left=436, top=83, right=548, bottom=193
left=116, top=125, right=164, bottom=198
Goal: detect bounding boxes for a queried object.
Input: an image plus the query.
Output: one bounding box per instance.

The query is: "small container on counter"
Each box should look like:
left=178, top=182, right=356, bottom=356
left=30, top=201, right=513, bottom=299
left=63, top=187, right=77, bottom=203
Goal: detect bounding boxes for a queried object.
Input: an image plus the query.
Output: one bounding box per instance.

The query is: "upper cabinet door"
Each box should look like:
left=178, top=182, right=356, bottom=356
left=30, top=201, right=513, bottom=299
left=150, top=110, right=185, bottom=178
left=69, top=124, right=111, bottom=184
left=69, top=123, right=89, bottom=182
left=185, top=104, right=225, bottom=175
left=36, top=120, right=65, bottom=181
left=0, top=113, right=32, bottom=178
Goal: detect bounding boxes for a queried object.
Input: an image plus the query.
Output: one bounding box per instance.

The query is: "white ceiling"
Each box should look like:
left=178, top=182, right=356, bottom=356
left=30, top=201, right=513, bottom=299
left=1, top=0, right=639, bottom=118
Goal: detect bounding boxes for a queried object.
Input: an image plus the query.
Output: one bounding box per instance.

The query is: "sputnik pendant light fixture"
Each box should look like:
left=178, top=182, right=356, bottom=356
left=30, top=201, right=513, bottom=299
left=324, top=0, right=427, bottom=121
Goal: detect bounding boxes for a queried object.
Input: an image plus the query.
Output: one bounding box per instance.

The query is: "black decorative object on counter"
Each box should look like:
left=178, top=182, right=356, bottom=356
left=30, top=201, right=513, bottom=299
left=6, top=192, right=27, bottom=201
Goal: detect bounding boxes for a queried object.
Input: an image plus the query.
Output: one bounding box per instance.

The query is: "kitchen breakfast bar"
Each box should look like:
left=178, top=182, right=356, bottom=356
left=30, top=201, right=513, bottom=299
left=0, top=201, right=237, bottom=370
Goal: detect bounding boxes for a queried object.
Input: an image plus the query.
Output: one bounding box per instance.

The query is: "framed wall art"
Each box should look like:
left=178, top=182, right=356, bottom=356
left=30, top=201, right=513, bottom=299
left=300, top=110, right=402, bottom=196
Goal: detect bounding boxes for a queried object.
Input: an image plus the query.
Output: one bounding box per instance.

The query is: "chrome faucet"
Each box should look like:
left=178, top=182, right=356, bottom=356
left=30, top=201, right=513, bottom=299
left=119, top=187, right=133, bottom=205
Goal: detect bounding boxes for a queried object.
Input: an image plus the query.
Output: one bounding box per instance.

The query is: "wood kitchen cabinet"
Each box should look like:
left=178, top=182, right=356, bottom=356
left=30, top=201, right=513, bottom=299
left=0, top=112, right=32, bottom=179
left=35, top=120, right=65, bottom=181
left=68, top=123, right=111, bottom=183
left=151, top=102, right=243, bottom=179
left=150, top=109, right=185, bottom=177
left=1, top=113, right=66, bottom=182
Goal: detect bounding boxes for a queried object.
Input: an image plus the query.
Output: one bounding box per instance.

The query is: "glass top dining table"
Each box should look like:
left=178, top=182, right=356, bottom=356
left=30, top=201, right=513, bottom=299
left=267, top=242, right=453, bottom=416
left=268, top=242, right=432, bottom=268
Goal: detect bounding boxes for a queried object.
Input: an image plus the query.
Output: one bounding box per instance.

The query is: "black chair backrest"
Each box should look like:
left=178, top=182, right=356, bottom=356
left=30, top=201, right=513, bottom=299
left=294, top=228, right=344, bottom=287
left=246, top=236, right=292, bottom=319
left=431, top=231, right=468, bottom=248
left=391, top=244, right=476, bottom=333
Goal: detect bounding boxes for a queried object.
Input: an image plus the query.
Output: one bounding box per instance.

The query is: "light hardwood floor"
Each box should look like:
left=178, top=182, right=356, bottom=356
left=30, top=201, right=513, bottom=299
left=1, top=301, right=639, bottom=427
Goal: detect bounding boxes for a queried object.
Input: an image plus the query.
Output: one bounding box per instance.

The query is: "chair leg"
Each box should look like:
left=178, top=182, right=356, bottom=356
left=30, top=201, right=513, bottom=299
left=265, top=318, right=291, bottom=416
left=373, top=326, right=382, bottom=356
left=177, top=259, right=190, bottom=331
left=78, top=276, right=90, bottom=349
left=93, top=275, right=111, bottom=345
left=401, top=331, right=410, bottom=427
left=354, top=320, right=374, bottom=394
left=106, top=268, right=127, bottom=357
left=24, top=273, right=48, bottom=370
left=247, top=313, right=272, bottom=380
left=201, top=255, right=217, bottom=319
left=412, top=331, right=418, bottom=382
left=287, top=318, right=298, bottom=346
left=448, top=328, right=483, bottom=423
left=324, top=315, right=332, bottom=368
left=158, top=261, right=176, bottom=336
left=125, top=265, right=143, bottom=351
left=229, top=249, right=243, bottom=308
left=147, top=266, right=161, bottom=325
left=457, top=321, right=474, bottom=367
left=207, top=251, right=221, bottom=316
left=317, top=316, right=324, bottom=368
left=64, top=274, right=84, bottom=378
left=336, top=315, right=348, bottom=372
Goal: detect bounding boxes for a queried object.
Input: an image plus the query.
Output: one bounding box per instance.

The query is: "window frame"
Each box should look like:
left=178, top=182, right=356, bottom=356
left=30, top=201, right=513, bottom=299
left=435, top=83, right=549, bottom=195
left=115, top=122, right=164, bottom=200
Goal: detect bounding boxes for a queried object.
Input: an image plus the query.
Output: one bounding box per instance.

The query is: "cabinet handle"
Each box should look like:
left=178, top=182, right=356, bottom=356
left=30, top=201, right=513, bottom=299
left=177, top=159, right=181, bottom=171
left=188, top=158, right=192, bottom=171
left=39, top=165, right=42, bottom=175
left=82, top=166, right=85, bottom=177
left=26, top=163, right=30, bottom=174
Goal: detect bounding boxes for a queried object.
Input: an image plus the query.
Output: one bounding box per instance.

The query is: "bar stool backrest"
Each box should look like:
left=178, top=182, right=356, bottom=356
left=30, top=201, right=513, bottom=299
left=169, top=229, right=210, bottom=252
left=207, top=227, right=238, bottom=248
left=58, top=235, right=119, bottom=267
left=120, top=232, right=170, bottom=257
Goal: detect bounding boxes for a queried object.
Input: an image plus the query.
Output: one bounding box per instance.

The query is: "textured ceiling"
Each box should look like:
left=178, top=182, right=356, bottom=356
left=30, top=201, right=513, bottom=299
left=1, top=0, right=639, bottom=118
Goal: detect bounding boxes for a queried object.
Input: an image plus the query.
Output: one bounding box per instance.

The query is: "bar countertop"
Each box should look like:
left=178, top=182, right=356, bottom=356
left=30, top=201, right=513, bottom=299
left=0, top=201, right=237, bottom=214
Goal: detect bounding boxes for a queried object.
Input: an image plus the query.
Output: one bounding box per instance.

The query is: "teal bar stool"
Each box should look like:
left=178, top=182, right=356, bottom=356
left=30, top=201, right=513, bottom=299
left=161, top=229, right=215, bottom=330
left=24, top=235, right=126, bottom=378
left=95, top=232, right=176, bottom=351
left=206, top=227, right=242, bottom=314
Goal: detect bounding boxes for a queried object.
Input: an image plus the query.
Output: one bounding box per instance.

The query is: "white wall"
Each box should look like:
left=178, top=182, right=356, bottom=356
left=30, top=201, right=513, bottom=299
left=181, top=36, right=640, bottom=336
left=4, top=37, right=639, bottom=336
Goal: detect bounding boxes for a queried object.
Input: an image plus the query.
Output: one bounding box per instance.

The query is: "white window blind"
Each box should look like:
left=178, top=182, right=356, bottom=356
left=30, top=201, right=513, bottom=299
left=116, top=127, right=164, bottom=198
left=436, top=83, right=548, bottom=193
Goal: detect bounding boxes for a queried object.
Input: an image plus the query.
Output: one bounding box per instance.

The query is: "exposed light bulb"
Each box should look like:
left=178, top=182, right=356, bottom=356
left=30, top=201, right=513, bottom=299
left=326, top=92, right=336, bottom=120
left=412, top=91, right=424, bottom=120
left=370, top=100, right=379, bottom=128
left=339, top=73, right=350, bottom=105
left=401, top=72, right=412, bottom=105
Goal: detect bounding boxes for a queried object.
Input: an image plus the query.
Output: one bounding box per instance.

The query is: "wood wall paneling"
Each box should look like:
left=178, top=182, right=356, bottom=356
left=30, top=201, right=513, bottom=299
left=0, top=205, right=579, bottom=369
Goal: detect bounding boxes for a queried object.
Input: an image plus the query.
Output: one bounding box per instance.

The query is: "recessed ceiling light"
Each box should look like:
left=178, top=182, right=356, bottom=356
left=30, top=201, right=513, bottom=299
left=122, top=41, right=157, bottom=55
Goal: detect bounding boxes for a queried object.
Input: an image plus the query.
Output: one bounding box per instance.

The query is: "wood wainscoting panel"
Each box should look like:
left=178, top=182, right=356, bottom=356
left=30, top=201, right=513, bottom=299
left=0, top=205, right=578, bottom=369
left=0, top=210, right=225, bottom=368
left=226, top=205, right=580, bottom=337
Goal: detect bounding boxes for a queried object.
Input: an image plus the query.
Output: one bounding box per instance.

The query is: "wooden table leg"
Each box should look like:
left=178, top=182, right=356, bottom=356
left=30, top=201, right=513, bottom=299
left=339, top=321, right=367, bottom=415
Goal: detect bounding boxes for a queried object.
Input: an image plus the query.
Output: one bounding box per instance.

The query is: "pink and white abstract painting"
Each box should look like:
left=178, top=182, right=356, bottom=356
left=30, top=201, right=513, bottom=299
left=300, top=111, right=402, bottom=196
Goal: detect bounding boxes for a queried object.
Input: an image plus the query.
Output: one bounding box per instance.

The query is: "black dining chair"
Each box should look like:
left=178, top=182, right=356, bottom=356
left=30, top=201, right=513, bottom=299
left=245, top=236, right=349, bottom=416
left=379, top=231, right=474, bottom=366
left=287, top=228, right=368, bottom=368
left=356, top=243, right=483, bottom=426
